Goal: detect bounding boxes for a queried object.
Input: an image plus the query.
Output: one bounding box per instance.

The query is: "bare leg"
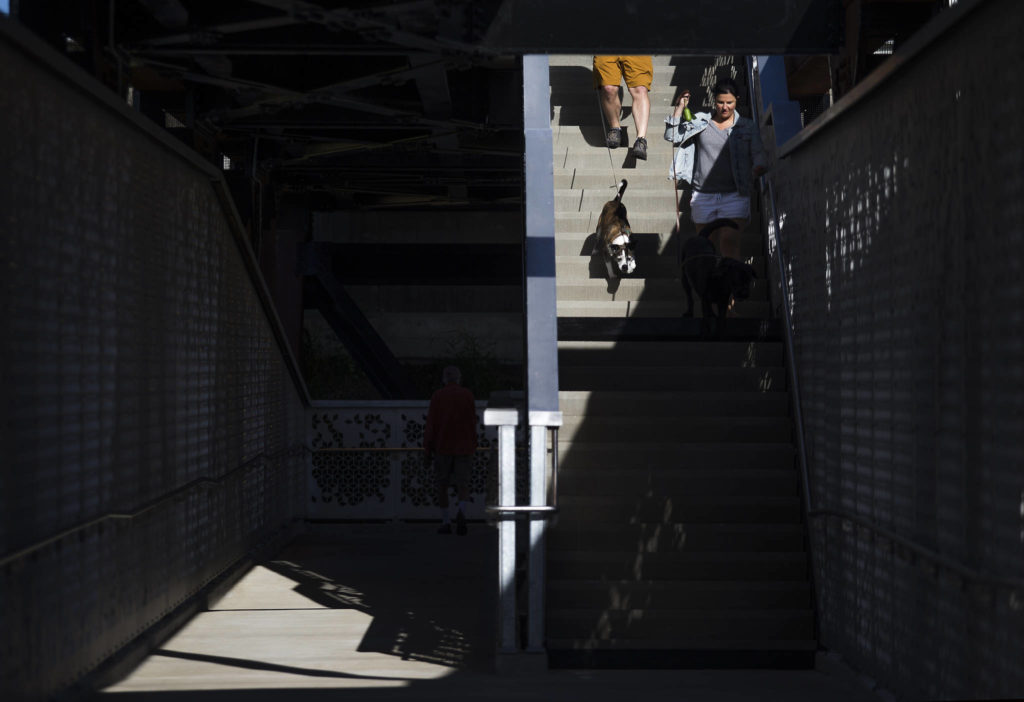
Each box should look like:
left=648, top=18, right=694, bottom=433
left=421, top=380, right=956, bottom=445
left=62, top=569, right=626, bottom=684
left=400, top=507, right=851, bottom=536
left=599, top=84, right=622, bottom=130
left=627, top=85, right=650, bottom=138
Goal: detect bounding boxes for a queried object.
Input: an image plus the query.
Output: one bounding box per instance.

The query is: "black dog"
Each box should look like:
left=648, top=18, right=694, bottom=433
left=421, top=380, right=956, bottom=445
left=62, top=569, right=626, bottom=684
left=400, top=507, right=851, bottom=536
left=680, top=218, right=757, bottom=338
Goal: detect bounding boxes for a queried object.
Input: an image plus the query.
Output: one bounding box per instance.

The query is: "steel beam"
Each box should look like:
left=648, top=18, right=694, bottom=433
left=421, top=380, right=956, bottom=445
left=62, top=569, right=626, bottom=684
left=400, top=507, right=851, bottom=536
left=299, top=244, right=419, bottom=399
left=485, top=0, right=842, bottom=54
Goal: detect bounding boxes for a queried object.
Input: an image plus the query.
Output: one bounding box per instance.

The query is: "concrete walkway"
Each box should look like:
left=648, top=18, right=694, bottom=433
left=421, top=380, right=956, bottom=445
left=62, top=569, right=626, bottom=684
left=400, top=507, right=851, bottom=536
left=96, top=525, right=884, bottom=701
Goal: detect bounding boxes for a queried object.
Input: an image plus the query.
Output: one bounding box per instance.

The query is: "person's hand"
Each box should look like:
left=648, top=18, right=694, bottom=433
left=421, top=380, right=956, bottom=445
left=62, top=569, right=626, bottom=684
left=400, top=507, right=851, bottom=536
left=672, top=90, right=691, bottom=116
left=752, top=165, right=767, bottom=178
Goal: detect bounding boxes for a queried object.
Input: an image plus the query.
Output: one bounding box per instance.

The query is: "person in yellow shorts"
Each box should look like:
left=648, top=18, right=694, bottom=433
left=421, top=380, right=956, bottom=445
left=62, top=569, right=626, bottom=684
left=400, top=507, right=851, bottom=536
left=593, top=55, right=653, bottom=160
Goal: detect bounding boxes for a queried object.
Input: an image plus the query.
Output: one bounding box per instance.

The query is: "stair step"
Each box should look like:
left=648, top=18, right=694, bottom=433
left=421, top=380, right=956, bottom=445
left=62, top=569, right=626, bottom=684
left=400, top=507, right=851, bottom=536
left=546, top=608, right=815, bottom=641
left=557, top=495, right=802, bottom=524
left=547, top=550, right=810, bottom=582
left=559, top=416, right=792, bottom=444
left=551, top=130, right=680, bottom=155
left=550, top=84, right=680, bottom=101
left=556, top=278, right=770, bottom=302
left=555, top=231, right=765, bottom=258
left=558, top=340, right=783, bottom=367
left=558, top=317, right=782, bottom=341
left=554, top=150, right=689, bottom=172
left=558, top=390, right=789, bottom=417
left=548, top=580, right=812, bottom=610
left=557, top=300, right=770, bottom=318
left=545, top=640, right=816, bottom=670
left=549, top=522, right=804, bottom=553
left=555, top=187, right=678, bottom=211
left=556, top=254, right=766, bottom=280
left=558, top=445, right=794, bottom=470
left=555, top=171, right=672, bottom=190
left=557, top=468, right=798, bottom=497
left=546, top=638, right=818, bottom=652
left=559, top=365, right=785, bottom=392
left=556, top=212, right=684, bottom=233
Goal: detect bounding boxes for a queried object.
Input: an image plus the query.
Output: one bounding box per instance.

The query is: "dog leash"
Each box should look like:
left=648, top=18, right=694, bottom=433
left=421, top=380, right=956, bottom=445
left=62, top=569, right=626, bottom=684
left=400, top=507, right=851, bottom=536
left=670, top=92, right=687, bottom=261
left=594, top=88, right=620, bottom=190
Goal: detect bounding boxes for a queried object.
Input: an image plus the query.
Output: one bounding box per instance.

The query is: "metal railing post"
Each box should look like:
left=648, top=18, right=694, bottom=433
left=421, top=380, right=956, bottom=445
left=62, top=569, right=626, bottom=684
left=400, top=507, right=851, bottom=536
left=527, top=411, right=562, bottom=653
left=483, top=407, right=520, bottom=654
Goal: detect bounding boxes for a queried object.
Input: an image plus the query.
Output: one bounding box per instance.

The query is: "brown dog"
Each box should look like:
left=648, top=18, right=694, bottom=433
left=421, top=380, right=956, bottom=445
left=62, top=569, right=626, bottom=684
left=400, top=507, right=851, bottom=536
left=596, top=179, right=636, bottom=277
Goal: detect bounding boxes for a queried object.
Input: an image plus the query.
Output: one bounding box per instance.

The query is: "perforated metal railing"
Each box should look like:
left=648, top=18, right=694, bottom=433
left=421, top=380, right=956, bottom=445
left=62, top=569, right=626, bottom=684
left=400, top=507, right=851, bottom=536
left=0, top=19, right=308, bottom=699
left=757, top=0, right=1024, bottom=698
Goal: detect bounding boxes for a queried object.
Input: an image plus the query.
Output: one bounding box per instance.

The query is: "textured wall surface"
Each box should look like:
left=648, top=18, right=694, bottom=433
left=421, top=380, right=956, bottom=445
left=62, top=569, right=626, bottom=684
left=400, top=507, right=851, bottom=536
left=0, top=22, right=307, bottom=698
left=769, top=1, right=1024, bottom=698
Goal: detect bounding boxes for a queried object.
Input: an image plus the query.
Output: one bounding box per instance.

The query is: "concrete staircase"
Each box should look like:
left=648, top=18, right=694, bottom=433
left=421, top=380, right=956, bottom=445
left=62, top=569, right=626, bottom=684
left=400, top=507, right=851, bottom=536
left=546, top=55, right=816, bottom=668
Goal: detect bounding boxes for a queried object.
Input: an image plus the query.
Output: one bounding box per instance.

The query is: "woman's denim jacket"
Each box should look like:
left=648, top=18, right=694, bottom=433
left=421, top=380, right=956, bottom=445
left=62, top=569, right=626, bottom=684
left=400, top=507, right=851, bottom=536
left=663, top=111, right=767, bottom=196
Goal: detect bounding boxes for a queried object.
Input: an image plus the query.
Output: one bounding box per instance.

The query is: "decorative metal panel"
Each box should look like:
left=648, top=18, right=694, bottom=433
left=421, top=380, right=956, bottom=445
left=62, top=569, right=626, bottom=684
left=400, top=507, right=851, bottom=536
left=308, top=403, right=502, bottom=520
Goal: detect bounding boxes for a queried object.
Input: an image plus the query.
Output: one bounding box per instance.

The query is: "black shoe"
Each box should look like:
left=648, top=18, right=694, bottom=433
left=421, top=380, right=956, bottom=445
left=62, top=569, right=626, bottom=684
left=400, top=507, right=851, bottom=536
left=437, top=523, right=452, bottom=535
left=606, top=127, right=622, bottom=149
left=455, top=510, right=467, bottom=536
left=632, top=137, right=648, bottom=160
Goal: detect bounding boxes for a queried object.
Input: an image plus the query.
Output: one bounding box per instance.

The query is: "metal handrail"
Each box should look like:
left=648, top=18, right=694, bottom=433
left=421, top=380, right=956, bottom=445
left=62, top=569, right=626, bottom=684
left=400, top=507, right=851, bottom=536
left=0, top=446, right=305, bottom=569
left=746, top=56, right=821, bottom=643
left=746, top=55, right=1022, bottom=595
left=311, top=446, right=498, bottom=453
left=745, top=55, right=813, bottom=521
left=763, top=176, right=813, bottom=519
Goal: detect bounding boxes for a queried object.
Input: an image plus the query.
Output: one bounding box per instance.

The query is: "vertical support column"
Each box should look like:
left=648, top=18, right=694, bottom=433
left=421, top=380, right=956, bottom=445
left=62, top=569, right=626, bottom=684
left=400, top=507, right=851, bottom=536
left=522, top=56, right=558, bottom=411
left=522, top=54, right=560, bottom=661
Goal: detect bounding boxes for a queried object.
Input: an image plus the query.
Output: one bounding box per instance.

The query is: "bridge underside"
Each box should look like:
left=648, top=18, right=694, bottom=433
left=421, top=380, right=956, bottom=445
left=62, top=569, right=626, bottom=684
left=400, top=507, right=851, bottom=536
left=17, top=0, right=840, bottom=212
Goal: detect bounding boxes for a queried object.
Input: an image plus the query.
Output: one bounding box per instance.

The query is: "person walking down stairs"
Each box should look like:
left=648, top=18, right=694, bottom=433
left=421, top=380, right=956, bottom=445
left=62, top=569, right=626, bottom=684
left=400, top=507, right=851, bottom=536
left=664, top=78, right=768, bottom=262
left=593, top=55, right=653, bottom=160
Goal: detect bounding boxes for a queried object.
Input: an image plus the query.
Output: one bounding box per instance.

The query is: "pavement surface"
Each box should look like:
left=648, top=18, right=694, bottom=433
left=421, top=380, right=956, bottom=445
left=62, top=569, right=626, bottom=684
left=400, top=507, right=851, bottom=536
left=96, top=524, right=885, bottom=701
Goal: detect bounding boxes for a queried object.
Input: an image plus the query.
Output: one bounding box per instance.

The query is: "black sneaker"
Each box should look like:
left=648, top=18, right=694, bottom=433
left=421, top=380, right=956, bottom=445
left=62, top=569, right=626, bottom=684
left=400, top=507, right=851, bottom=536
left=437, top=523, right=452, bottom=535
left=455, top=510, right=467, bottom=536
left=632, top=137, right=648, bottom=160
left=606, top=127, right=622, bottom=149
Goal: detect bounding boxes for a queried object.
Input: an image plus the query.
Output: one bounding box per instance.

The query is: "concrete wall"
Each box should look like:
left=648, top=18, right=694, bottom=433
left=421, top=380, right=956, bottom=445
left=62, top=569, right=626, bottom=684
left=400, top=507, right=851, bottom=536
left=768, top=1, right=1024, bottom=698
left=0, top=18, right=307, bottom=698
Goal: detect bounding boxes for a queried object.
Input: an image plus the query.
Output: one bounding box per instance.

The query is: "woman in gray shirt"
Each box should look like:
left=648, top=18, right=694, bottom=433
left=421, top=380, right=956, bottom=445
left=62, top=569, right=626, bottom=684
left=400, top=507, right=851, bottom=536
left=664, top=78, right=767, bottom=262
